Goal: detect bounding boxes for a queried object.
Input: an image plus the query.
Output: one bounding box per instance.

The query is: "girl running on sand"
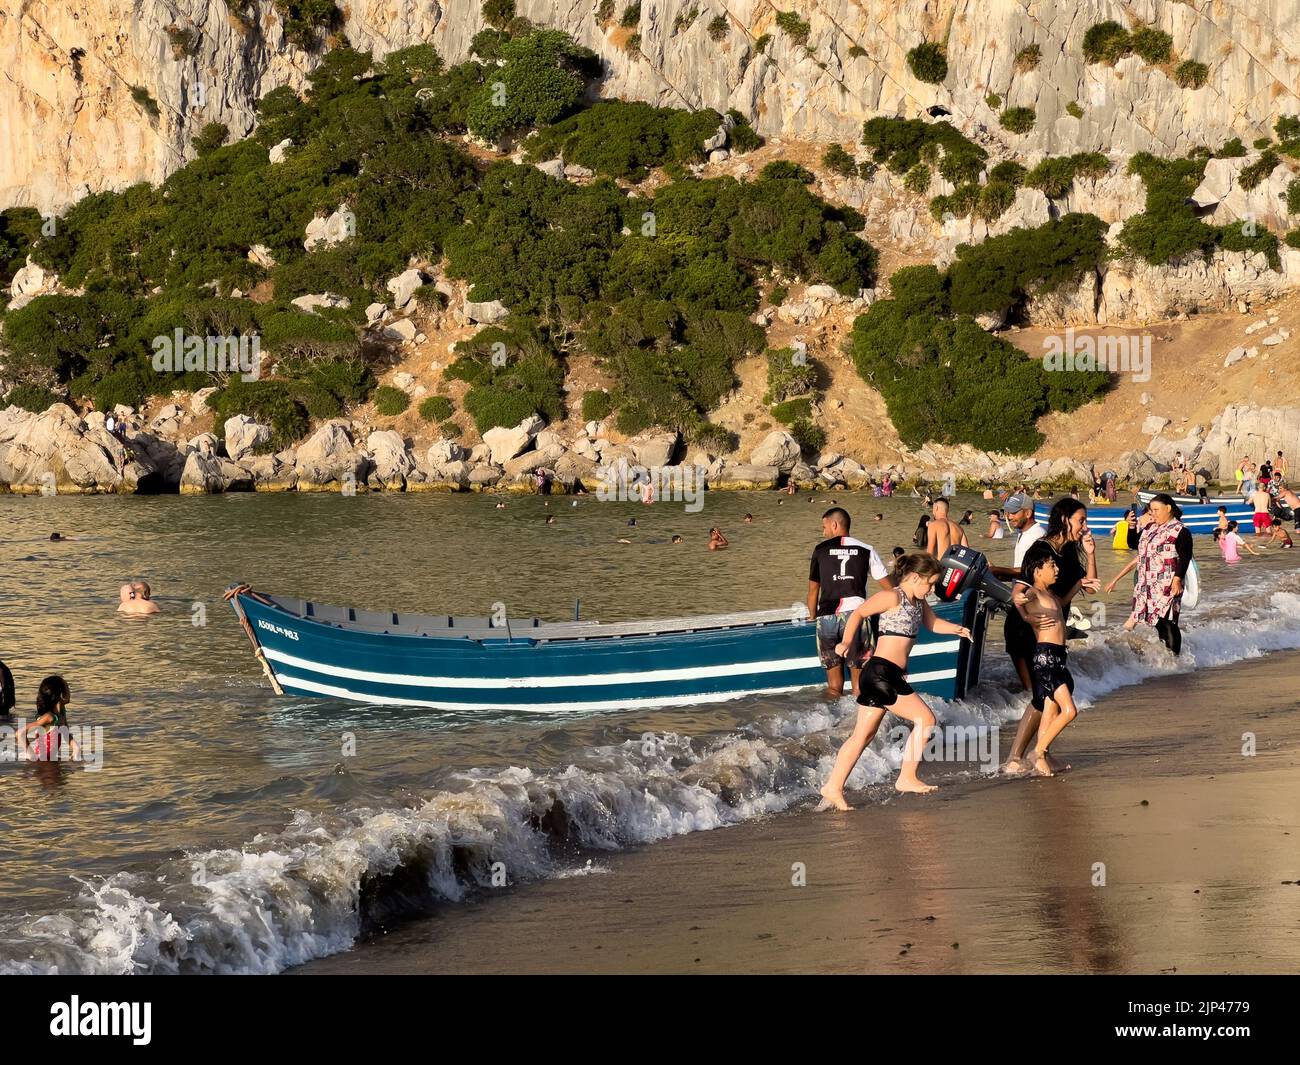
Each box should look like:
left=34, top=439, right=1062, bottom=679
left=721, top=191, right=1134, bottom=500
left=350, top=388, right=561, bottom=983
left=1011, top=554, right=1079, bottom=777
left=818, top=553, right=971, bottom=807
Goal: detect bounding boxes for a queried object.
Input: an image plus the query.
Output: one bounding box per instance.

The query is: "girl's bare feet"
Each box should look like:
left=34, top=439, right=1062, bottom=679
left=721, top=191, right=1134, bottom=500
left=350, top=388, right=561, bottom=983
left=818, top=785, right=850, bottom=811
left=895, top=778, right=937, bottom=794
left=1033, top=753, right=1054, bottom=777
left=1002, top=758, right=1028, bottom=776
left=1046, top=751, right=1071, bottom=773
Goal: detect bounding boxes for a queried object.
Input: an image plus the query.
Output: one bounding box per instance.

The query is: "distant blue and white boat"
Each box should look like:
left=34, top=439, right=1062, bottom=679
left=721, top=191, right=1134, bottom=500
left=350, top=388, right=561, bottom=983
left=225, top=584, right=998, bottom=713
left=1036, top=497, right=1254, bottom=535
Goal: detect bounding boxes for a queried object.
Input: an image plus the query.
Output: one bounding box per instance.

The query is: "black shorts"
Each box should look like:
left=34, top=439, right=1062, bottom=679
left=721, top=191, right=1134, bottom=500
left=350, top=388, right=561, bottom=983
left=1004, top=607, right=1035, bottom=662
left=1030, top=643, right=1074, bottom=711
left=856, top=656, right=914, bottom=708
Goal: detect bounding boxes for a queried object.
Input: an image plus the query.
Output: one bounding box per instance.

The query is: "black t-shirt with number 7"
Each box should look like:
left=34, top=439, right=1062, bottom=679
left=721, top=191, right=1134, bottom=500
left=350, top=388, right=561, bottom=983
left=809, top=536, right=889, bottom=617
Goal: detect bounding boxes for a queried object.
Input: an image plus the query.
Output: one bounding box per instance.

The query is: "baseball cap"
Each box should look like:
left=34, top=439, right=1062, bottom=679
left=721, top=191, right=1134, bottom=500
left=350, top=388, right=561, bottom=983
left=1004, top=492, right=1031, bottom=513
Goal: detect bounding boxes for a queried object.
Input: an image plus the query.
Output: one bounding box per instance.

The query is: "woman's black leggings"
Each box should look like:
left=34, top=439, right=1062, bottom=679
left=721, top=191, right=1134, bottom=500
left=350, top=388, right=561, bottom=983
left=1156, top=616, right=1182, bottom=656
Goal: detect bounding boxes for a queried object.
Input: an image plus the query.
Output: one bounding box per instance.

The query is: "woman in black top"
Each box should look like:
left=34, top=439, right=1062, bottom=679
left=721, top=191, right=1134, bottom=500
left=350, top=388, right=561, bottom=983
left=1021, top=498, right=1100, bottom=606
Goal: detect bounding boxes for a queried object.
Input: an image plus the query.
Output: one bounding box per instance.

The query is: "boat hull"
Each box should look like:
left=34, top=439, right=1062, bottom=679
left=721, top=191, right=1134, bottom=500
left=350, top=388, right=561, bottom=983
left=227, top=589, right=989, bottom=712
left=1035, top=500, right=1254, bottom=535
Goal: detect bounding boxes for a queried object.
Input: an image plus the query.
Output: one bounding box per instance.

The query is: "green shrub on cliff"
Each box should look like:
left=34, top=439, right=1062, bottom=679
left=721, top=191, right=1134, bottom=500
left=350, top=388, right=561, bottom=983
left=465, top=30, right=599, bottom=142
left=373, top=386, right=411, bottom=416
left=524, top=101, right=723, bottom=180
left=947, top=213, right=1109, bottom=318
left=273, top=1, right=341, bottom=51
left=849, top=291, right=1107, bottom=454
left=907, top=42, right=948, bottom=84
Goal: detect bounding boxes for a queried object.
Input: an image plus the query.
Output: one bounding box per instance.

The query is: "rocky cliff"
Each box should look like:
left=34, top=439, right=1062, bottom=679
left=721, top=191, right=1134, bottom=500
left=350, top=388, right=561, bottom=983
left=4, top=0, right=1300, bottom=213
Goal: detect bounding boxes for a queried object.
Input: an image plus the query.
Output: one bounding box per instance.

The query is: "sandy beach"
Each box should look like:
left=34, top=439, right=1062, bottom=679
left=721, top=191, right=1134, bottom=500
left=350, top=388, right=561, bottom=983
left=298, top=649, right=1300, bottom=975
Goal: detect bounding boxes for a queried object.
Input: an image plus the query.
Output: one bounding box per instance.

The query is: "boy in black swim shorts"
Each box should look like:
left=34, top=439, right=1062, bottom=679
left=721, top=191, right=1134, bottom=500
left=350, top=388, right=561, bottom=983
left=1011, top=552, right=1080, bottom=778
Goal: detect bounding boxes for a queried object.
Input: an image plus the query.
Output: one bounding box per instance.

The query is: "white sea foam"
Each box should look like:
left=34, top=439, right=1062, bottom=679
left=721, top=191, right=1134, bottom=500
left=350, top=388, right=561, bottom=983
left=4, top=576, right=1299, bottom=974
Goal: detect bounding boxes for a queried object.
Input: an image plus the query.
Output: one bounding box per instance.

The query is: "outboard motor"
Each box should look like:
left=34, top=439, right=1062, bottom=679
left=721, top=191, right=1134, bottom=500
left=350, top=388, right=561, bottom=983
left=933, top=545, right=1012, bottom=607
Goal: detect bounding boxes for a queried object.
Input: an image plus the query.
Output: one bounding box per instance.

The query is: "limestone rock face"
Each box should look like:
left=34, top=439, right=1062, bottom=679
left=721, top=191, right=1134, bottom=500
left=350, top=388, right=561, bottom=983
left=224, top=415, right=271, bottom=461
left=482, top=415, right=543, bottom=465
left=13, top=0, right=1299, bottom=219
left=294, top=421, right=366, bottom=491
left=712, top=463, right=781, bottom=490
left=1201, top=405, right=1300, bottom=481
left=750, top=430, right=801, bottom=472
left=366, top=429, right=414, bottom=489
left=628, top=430, right=680, bottom=469
left=303, top=206, right=356, bottom=251
left=0, top=404, right=123, bottom=492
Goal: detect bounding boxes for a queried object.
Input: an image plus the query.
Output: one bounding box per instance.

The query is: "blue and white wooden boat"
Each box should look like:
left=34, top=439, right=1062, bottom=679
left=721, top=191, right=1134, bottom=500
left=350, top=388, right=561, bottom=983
left=224, top=584, right=997, bottom=713
left=1035, top=498, right=1254, bottom=535
left=1135, top=490, right=1246, bottom=507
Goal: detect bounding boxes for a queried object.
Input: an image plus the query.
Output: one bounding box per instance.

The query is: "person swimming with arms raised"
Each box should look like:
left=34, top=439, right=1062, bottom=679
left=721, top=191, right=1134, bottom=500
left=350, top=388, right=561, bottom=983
left=818, top=552, right=972, bottom=807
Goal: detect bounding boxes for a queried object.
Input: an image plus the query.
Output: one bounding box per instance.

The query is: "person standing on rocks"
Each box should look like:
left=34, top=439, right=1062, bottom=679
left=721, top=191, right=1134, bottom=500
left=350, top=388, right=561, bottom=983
left=806, top=507, right=894, bottom=700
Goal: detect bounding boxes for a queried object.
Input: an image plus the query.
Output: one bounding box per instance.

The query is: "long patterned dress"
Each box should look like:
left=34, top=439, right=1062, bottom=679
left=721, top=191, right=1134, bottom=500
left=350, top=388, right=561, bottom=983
left=1131, top=519, right=1186, bottom=624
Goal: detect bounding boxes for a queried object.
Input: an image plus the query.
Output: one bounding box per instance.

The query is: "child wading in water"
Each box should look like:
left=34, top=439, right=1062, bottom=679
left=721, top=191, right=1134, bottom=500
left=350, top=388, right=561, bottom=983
left=1011, top=554, right=1078, bottom=777
left=818, top=553, right=971, bottom=807
left=17, top=675, right=80, bottom=762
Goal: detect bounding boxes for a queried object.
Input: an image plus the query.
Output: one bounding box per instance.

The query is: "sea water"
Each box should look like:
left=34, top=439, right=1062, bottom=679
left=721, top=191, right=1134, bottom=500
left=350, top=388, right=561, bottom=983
left=0, top=490, right=1296, bottom=973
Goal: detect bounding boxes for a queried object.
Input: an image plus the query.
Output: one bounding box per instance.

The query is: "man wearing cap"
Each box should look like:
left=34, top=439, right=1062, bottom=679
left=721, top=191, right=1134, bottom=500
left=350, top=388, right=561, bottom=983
left=989, top=492, right=1044, bottom=694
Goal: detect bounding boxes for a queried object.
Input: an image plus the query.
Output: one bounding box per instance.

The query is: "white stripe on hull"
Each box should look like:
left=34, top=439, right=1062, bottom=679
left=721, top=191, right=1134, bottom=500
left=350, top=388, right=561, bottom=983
left=274, top=669, right=961, bottom=711
left=261, top=642, right=963, bottom=689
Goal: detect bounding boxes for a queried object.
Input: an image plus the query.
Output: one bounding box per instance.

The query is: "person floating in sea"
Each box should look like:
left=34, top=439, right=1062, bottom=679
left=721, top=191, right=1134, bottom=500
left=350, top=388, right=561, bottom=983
left=912, top=513, right=930, bottom=548
left=818, top=552, right=972, bottom=807
left=671, top=534, right=684, bottom=544
left=1106, top=494, right=1192, bottom=655
left=925, top=497, right=969, bottom=557
left=1011, top=553, right=1079, bottom=778
left=118, top=581, right=160, bottom=616
left=17, top=675, right=80, bottom=763
left=986, top=510, right=1005, bottom=539
left=806, top=507, right=894, bottom=700
left=708, top=527, right=729, bottom=551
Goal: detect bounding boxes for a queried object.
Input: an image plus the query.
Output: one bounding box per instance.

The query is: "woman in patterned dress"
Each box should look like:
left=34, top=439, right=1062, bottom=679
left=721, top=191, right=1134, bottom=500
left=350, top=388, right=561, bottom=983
left=1104, top=494, right=1194, bottom=655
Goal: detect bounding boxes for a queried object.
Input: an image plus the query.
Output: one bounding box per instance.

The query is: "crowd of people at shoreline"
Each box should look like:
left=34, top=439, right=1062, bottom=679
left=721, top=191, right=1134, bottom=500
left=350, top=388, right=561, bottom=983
left=809, top=484, right=1217, bottom=807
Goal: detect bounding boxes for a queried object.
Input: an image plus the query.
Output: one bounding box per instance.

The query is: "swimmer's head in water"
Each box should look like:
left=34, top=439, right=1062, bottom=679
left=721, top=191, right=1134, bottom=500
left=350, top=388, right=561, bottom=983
left=119, top=583, right=136, bottom=604
left=37, top=674, right=70, bottom=714
left=49, top=532, right=63, bottom=541
left=133, top=580, right=152, bottom=599
left=671, top=535, right=683, bottom=544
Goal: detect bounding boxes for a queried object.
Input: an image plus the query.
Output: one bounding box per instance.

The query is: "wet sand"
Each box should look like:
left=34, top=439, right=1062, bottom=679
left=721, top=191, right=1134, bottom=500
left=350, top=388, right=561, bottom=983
left=298, top=650, right=1300, bottom=974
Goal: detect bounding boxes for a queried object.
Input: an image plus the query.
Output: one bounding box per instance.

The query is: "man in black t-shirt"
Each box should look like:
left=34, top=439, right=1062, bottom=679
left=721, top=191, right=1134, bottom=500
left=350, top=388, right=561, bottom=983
left=806, top=507, right=894, bottom=698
